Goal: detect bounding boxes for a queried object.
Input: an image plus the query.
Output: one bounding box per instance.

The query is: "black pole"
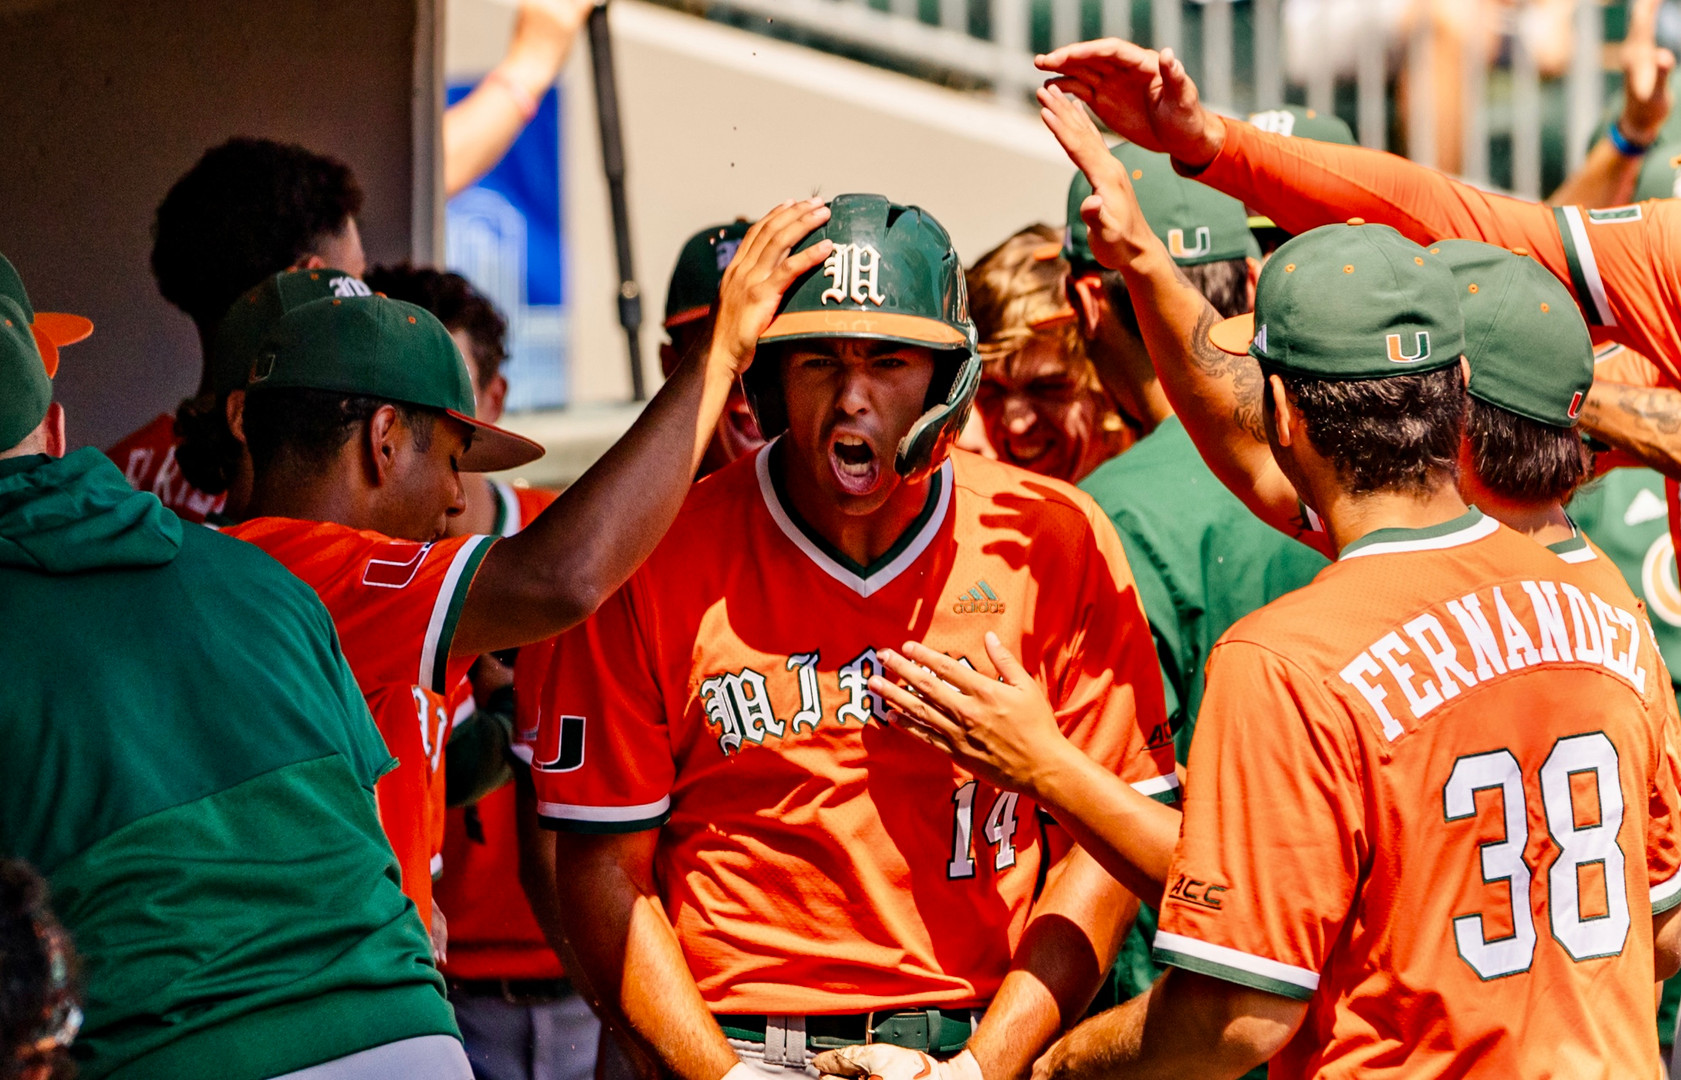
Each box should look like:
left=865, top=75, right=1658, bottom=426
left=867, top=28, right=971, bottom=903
left=586, top=1, right=645, bottom=401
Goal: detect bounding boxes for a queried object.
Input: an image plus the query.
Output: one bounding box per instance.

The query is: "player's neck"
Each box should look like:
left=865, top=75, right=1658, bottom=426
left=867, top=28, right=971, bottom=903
left=1314, top=478, right=1473, bottom=556
left=775, top=441, right=934, bottom=571
left=244, top=461, right=376, bottom=533
left=1457, top=472, right=1575, bottom=547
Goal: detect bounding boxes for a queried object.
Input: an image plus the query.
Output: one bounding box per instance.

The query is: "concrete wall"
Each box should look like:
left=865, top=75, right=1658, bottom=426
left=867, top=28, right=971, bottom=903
left=0, top=0, right=437, bottom=451
left=448, top=0, right=1076, bottom=413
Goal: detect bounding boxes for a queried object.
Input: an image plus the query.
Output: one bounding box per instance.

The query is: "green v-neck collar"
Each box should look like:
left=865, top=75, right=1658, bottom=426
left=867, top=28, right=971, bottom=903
left=756, top=438, right=952, bottom=598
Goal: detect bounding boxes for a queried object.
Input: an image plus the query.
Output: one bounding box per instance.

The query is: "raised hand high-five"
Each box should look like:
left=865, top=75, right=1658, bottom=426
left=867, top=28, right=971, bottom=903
left=1036, top=39, right=1226, bottom=167
left=1037, top=83, right=1159, bottom=274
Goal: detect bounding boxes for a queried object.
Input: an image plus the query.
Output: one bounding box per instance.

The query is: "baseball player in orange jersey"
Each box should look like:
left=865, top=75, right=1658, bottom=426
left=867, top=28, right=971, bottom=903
left=214, top=197, right=831, bottom=935
left=529, top=193, right=1175, bottom=1080
left=995, top=208, right=1681, bottom=1078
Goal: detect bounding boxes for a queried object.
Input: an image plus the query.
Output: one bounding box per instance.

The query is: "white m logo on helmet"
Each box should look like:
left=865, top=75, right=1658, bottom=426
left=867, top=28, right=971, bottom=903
left=820, top=243, right=884, bottom=307
left=1385, top=331, right=1432, bottom=364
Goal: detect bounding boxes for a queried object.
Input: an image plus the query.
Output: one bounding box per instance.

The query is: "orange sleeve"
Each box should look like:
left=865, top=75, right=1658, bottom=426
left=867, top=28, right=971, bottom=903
left=1152, top=640, right=1365, bottom=1000
left=1058, top=501, right=1178, bottom=803
left=1648, top=672, right=1681, bottom=914
left=1199, top=122, right=1681, bottom=385
left=530, top=576, right=674, bottom=833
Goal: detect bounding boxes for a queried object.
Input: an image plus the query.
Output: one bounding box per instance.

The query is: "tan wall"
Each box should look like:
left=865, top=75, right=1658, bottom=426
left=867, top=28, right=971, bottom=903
left=448, top=0, right=1074, bottom=409
left=0, top=0, right=435, bottom=451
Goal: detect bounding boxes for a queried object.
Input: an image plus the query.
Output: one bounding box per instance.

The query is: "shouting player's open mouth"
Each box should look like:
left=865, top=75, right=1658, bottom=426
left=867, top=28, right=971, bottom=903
left=829, top=431, right=882, bottom=496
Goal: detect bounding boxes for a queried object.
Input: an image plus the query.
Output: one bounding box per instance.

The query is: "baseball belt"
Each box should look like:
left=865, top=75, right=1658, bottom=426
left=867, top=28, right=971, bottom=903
left=718, top=1007, right=976, bottom=1059
left=448, top=976, right=573, bottom=1005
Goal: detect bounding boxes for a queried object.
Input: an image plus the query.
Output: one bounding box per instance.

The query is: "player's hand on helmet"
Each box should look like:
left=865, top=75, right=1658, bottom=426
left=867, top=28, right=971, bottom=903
left=1039, top=83, right=1156, bottom=273
left=1035, top=39, right=1224, bottom=167
left=709, top=198, right=833, bottom=377
left=872, top=632, right=1074, bottom=802
left=813, top=1045, right=983, bottom=1080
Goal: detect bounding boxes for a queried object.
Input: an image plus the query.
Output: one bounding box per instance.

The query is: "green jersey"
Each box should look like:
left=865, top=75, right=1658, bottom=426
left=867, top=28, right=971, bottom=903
left=1569, top=467, right=1681, bottom=1047
left=1078, top=418, right=1327, bottom=1037
left=0, top=450, right=456, bottom=1080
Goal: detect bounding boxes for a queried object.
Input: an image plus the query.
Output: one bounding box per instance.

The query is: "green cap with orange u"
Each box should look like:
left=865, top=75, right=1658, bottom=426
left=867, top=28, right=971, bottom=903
left=1209, top=223, right=1465, bottom=379
left=247, top=295, right=543, bottom=473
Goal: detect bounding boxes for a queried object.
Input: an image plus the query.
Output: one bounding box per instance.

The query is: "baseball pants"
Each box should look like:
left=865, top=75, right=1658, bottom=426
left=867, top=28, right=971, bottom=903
left=454, top=988, right=601, bottom=1080
left=265, top=1035, right=473, bottom=1079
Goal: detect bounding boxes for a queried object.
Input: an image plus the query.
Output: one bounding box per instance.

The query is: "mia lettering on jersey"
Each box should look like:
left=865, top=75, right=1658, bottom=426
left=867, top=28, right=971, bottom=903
left=1339, top=578, right=1650, bottom=739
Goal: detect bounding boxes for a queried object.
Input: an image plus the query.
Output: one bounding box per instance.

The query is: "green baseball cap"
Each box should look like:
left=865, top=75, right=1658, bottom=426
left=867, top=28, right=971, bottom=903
left=247, top=295, right=543, bottom=472
left=1209, top=223, right=1466, bottom=378
left=0, top=253, right=93, bottom=450
left=1431, top=240, right=1591, bottom=427
left=1245, top=106, right=1357, bottom=230
left=665, top=220, right=749, bottom=329
left=208, top=267, right=370, bottom=394
left=1065, top=143, right=1252, bottom=275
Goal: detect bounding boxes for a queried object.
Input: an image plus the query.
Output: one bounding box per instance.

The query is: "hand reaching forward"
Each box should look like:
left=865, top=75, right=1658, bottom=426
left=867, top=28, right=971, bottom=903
left=1621, top=0, right=1676, bottom=146
left=814, top=1045, right=983, bottom=1080
left=709, top=199, right=832, bottom=378
left=1039, top=83, right=1158, bottom=273
left=871, top=633, right=1077, bottom=802
left=1035, top=38, right=1225, bottom=167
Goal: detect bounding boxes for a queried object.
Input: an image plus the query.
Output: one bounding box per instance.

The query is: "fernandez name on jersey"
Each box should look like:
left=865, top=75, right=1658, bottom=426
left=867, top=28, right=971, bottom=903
left=530, top=443, right=1177, bottom=1016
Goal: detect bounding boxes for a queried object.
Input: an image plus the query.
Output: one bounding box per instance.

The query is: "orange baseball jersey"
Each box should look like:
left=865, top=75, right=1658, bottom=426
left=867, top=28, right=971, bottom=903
left=438, top=482, right=564, bottom=981
left=106, top=413, right=225, bottom=523
left=530, top=444, right=1175, bottom=1015
left=224, top=516, right=495, bottom=919
left=1155, top=509, right=1681, bottom=1078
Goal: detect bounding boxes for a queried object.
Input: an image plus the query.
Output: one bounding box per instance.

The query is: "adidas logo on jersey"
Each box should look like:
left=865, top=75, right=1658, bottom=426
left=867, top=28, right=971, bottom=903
left=953, top=579, right=1006, bottom=615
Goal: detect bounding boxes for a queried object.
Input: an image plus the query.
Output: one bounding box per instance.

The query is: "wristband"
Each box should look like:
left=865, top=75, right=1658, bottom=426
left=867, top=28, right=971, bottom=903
left=485, top=69, right=540, bottom=123
left=1608, top=119, right=1651, bottom=158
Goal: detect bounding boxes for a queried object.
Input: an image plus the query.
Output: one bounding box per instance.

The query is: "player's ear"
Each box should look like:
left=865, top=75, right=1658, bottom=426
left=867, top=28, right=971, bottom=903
left=1069, top=275, right=1105, bottom=337
left=40, top=402, right=65, bottom=458
left=366, top=403, right=402, bottom=485
left=1245, top=257, right=1260, bottom=309
left=1458, top=354, right=1471, bottom=388
left=224, top=390, right=247, bottom=446
left=1267, top=373, right=1296, bottom=447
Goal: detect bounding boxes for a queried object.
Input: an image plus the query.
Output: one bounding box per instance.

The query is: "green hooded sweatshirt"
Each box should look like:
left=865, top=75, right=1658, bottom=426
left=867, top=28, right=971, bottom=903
left=0, top=449, right=456, bottom=1080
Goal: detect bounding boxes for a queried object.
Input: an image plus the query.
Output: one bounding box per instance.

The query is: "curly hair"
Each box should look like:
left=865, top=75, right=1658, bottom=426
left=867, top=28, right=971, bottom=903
left=1277, top=365, right=1466, bottom=496
left=244, top=387, right=435, bottom=481
left=363, top=264, right=508, bottom=387
left=151, top=138, right=363, bottom=330
left=1, top=860, right=79, bottom=1080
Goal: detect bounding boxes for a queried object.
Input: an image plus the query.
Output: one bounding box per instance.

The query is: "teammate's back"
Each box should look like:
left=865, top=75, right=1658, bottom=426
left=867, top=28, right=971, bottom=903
left=1160, top=512, right=1681, bottom=1078
left=0, top=448, right=451, bottom=1080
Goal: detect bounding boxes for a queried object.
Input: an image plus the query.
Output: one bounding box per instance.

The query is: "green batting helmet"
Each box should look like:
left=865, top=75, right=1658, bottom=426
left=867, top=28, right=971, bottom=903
left=747, top=193, right=979, bottom=482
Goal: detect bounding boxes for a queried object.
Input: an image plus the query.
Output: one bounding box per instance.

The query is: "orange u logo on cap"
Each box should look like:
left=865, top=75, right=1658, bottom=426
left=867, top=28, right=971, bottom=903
left=1385, top=331, right=1431, bottom=364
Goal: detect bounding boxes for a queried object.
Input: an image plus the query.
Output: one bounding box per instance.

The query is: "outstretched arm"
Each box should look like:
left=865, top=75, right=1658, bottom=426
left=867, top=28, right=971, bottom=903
left=1039, top=84, right=1315, bottom=544
left=1580, top=380, right=1681, bottom=479
left=1548, top=0, right=1673, bottom=209
left=452, top=200, right=833, bottom=657
left=443, top=0, right=593, bottom=198
left=1031, top=968, right=1306, bottom=1080
left=1036, top=37, right=1681, bottom=381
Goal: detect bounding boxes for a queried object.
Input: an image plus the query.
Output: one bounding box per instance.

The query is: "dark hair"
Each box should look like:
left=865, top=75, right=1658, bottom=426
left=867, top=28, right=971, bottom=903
left=1099, top=257, right=1250, bottom=339
left=151, top=138, right=364, bottom=330
left=363, top=264, right=508, bottom=387
left=173, top=392, right=243, bottom=495
left=1467, top=396, right=1592, bottom=504
left=1, top=860, right=79, bottom=1080
left=244, top=387, right=435, bottom=480
left=1276, top=365, right=1466, bottom=496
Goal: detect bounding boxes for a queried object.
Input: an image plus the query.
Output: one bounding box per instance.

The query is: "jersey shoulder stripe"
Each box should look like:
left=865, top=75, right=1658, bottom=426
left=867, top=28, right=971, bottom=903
left=419, top=534, right=493, bottom=694
left=1554, top=205, right=1618, bottom=327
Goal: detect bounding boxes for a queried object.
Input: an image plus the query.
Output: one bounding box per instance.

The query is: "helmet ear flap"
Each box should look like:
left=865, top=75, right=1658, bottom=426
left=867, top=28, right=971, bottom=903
left=895, top=347, right=980, bottom=480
